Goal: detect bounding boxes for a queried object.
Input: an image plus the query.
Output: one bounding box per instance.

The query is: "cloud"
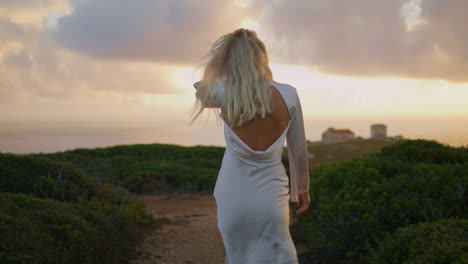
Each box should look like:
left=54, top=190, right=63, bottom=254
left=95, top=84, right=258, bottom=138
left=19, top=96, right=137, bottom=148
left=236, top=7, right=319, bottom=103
left=0, top=17, right=184, bottom=105
left=251, top=0, right=468, bottom=83
left=0, top=0, right=67, bottom=24
left=2, top=0, right=467, bottom=110
left=49, top=0, right=249, bottom=64
left=0, top=18, right=26, bottom=42
left=0, top=0, right=54, bottom=6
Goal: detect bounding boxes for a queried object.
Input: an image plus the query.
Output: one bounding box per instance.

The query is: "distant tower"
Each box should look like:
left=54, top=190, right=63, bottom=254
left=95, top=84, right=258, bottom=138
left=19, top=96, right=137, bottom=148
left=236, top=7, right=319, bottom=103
left=370, top=124, right=387, bottom=139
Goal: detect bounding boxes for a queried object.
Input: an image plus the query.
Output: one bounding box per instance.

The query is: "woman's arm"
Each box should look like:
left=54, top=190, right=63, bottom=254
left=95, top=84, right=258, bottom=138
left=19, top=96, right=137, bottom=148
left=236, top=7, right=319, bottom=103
left=193, top=81, right=224, bottom=108
left=285, top=87, right=310, bottom=209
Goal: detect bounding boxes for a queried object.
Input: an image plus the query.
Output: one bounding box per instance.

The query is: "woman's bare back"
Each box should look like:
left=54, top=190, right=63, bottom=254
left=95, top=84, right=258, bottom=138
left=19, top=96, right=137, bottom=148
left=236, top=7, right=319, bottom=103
left=221, top=85, right=290, bottom=151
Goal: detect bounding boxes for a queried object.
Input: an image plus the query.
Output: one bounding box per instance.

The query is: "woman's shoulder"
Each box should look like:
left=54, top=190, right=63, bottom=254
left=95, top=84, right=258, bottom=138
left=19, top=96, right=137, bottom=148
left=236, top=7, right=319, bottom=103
left=270, top=80, right=298, bottom=93
left=268, top=80, right=299, bottom=117
left=269, top=80, right=298, bottom=101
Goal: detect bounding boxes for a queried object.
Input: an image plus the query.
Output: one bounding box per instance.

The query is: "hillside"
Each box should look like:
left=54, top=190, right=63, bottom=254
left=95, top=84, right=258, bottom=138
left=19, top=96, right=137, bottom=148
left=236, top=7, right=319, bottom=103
left=293, top=139, right=468, bottom=263
left=0, top=153, right=156, bottom=264
left=2, top=138, right=465, bottom=263
left=304, top=138, right=396, bottom=170
left=36, top=138, right=397, bottom=194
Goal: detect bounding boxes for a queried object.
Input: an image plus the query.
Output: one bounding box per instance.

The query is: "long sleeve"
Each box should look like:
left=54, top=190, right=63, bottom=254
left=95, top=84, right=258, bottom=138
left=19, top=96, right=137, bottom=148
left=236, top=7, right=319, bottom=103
left=285, top=88, right=310, bottom=203
left=193, top=80, right=224, bottom=108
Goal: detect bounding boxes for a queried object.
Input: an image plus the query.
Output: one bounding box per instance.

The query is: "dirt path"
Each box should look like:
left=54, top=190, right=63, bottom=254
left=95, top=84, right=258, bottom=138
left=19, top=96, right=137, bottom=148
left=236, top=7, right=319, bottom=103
left=130, top=193, right=226, bottom=264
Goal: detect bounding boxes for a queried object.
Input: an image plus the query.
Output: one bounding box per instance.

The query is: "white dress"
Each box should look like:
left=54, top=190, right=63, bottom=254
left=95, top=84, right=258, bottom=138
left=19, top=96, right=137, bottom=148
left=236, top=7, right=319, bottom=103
left=194, top=80, right=310, bottom=264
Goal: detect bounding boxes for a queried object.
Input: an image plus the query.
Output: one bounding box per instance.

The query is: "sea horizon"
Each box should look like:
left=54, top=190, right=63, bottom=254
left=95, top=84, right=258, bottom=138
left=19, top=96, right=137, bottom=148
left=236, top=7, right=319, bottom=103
left=1, top=116, right=467, bottom=154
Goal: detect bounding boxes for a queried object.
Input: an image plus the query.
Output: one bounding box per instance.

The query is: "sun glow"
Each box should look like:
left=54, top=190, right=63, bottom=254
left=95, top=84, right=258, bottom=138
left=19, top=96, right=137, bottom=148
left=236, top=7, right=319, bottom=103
left=162, top=62, right=468, bottom=118
left=268, top=64, right=468, bottom=118
left=240, top=19, right=260, bottom=31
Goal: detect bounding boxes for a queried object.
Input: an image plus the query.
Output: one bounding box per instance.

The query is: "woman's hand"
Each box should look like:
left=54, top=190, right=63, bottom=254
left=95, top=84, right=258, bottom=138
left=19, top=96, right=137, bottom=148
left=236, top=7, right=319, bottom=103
left=193, top=81, right=202, bottom=89
left=296, top=191, right=310, bottom=215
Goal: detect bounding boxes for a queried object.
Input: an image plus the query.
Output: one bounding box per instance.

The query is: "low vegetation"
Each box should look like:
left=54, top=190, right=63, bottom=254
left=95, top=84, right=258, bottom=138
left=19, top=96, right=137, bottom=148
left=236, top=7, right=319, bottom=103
left=367, top=217, right=467, bottom=264
left=0, top=153, right=155, bottom=264
left=2, top=138, right=465, bottom=263
left=293, top=139, right=468, bottom=264
left=42, top=144, right=225, bottom=193
left=41, top=139, right=395, bottom=194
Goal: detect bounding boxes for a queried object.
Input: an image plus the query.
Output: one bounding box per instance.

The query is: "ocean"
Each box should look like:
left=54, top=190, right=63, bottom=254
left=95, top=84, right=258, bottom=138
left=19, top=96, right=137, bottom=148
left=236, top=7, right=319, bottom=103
left=1, top=116, right=467, bottom=154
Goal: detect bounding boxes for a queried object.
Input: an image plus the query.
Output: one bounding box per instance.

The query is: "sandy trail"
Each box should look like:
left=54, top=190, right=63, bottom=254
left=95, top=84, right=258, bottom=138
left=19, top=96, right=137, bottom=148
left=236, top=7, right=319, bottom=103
left=130, top=193, right=226, bottom=264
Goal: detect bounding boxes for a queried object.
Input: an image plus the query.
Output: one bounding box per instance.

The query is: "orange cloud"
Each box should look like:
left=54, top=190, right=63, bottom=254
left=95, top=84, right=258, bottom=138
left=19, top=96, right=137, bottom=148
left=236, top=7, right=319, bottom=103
left=251, top=0, right=468, bottom=83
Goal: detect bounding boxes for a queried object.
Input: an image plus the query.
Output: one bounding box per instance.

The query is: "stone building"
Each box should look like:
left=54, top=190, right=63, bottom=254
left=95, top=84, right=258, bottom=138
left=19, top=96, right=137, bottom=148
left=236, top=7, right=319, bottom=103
left=322, top=127, right=355, bottom=142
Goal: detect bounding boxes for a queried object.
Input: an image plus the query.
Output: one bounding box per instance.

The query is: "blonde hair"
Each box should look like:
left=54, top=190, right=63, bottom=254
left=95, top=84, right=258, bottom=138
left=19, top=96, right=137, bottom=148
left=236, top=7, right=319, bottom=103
left=189, top=28, right=273, bottom=128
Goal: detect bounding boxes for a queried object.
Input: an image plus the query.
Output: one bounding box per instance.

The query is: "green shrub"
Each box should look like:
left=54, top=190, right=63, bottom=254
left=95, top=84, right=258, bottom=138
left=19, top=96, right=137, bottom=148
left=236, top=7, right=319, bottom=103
left=123, top=170, right=170, bottom=193
left=41, top=143, right=225, bottom=192
left=298, top=139, right=467, bottom=263
left=0, top=153, right=156, bottom=264
left=0, top=153, right=122, bottom=204
left=367, top=218, right=468, bottom=264
left=377, top=139, right=468, bottom=165
left=0, top=192, right=155, bottom=264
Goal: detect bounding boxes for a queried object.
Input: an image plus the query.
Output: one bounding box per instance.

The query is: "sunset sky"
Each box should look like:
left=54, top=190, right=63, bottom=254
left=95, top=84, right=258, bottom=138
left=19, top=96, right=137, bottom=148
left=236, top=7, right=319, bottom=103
left=1, top=0, right=467, bottom=125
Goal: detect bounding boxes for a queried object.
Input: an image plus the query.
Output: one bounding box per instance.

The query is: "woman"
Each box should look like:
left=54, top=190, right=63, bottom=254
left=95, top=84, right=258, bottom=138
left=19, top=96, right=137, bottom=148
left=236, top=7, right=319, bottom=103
left=190, top=28, right=310, bottom=263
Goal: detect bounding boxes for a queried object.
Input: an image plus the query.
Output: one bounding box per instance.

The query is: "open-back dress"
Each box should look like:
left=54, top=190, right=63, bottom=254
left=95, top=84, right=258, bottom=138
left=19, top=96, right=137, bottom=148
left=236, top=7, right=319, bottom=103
left=194, top=80, right=310, bottom=264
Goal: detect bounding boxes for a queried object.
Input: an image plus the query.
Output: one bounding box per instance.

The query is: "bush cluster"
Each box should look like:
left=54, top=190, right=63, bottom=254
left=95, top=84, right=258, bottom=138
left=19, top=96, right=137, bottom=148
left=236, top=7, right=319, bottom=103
left=122, top=170, right=170, bottom=193
left=0, top=153, right=155, bottom=264
left=367, top=217, right=467, bottom=264
left=296, top=139, right=467, bottom=264
left=43, top=143, right=225, bottom=192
